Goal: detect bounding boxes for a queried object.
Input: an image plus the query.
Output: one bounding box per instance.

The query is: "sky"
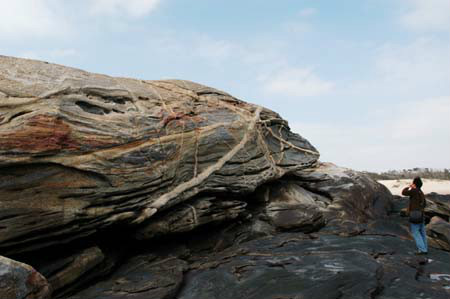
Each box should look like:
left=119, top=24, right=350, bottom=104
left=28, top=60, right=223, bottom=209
left=0, top=0, right=449, bottom=172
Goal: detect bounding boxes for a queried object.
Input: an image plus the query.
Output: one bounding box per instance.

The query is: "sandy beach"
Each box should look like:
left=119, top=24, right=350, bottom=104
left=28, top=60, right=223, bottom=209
left=378, top=179, right=450, bottom=196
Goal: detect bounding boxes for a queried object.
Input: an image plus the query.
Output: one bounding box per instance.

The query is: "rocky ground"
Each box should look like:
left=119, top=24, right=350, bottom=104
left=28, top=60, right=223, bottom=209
left=1, top=56, right=449, bottom=299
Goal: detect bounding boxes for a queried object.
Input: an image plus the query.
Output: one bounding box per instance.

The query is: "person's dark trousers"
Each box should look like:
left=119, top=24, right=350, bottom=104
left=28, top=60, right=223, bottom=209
left=410, top=222, right=428, bottom=253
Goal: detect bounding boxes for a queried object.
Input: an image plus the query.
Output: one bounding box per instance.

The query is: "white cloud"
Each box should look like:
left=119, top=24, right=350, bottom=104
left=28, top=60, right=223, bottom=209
left=291, top=96, right=450, bottom=171
left=191, top=36, right=238, bottom=63
left=298, top=8, right=317, bottom=17
left=400, top=0, right=450, bottom=32
left=0, top=0, right=69, bottom=40
left=389, top=96, right=450, bottom=140
left=376, top=37, right=449, bottom=86
left=89, top=0, right=161, bottom=18
left=261, top=67, right=335, bottom=97
left=350, top=37, right=450, bottom=99
left=145, top=31, right=285, bottom=73
left=0, top=0, right=162, bottom=41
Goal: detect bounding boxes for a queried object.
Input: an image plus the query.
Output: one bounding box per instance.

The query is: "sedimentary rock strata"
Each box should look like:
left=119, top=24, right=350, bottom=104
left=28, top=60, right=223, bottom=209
left=0, top=55, right=318, bottom=255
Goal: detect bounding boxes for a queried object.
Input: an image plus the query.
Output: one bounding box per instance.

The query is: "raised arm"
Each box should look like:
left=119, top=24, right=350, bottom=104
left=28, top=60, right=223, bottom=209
left=401, top=187, right=411, bottom=196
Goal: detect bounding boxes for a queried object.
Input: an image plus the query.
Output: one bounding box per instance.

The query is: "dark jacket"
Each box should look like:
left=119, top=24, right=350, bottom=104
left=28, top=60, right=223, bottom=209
left=401, top=187, right=426, bottom=212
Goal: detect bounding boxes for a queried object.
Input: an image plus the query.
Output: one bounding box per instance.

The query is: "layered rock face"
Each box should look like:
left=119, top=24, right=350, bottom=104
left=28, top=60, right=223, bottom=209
left=1, top=56, right=449, bottom=299
left=0, top=55, right=318, bottom=255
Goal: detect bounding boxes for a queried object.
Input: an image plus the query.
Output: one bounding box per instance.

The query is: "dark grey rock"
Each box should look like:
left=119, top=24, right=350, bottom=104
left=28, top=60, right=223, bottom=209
left=68, top=255, right=187, bottom=299
left=427, top=216, right=450, bottom=251
left=177, top=233, right=450, bottom=299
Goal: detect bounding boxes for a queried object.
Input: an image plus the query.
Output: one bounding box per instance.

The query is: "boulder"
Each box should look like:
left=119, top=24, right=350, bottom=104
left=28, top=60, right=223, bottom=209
left=425, top=193, right=450, bottom=221
left=258, top=180, right=327, bottom=232
left=427, top=216, right=450, bottom=251
left=0, top=255, right=51, bottom=299
left=294, top=163, right=393, bottom=222
left=0, top=55, right=319, bottom=255
left=256, top=163, right=393, bottom=231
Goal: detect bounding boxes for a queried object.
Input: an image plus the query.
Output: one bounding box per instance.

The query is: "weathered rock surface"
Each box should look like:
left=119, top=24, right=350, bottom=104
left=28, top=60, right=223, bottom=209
left=0, top=255, right=51, bottom=299
left=177, top=233, right=450, bottom=299
left=135, top=196, right=247, bottom=239
left=294, top=163, right=393, bottom=222
left=242, top=163, right=393, bottom=235
left=68, top=255, right=187, bottom=299
left=256, top=180, right=327, bottom=233
left=0, top=55, right=319, bottom=255
left=28, top=245, right=117, bottom=298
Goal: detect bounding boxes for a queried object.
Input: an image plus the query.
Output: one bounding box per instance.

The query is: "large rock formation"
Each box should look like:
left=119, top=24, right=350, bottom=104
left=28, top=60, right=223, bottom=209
left=1, top=56, right=449, bottom=299
left=0, top=55, right=318, bottom=255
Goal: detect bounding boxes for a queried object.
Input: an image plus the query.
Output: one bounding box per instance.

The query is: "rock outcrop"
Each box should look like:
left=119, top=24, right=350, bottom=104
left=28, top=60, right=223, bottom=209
left=1, top=56, right=449, bottom=299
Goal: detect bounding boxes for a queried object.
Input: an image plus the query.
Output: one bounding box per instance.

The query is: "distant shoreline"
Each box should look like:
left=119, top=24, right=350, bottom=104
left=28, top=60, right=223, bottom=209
left=378, top=179, right=450, bottom=196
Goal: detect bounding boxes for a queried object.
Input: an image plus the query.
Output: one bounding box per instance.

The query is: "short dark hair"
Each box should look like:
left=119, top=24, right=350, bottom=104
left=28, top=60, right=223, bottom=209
left=413, top=177, right=423, bottom=189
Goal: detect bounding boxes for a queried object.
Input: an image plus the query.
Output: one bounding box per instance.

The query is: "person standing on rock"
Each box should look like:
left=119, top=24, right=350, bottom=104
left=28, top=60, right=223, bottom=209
left=402, top=177, right=428, bottom=255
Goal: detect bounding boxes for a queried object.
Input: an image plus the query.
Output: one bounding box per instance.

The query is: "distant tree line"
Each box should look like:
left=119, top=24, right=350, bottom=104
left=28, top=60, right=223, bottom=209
left=364, top=168, right=450, bottom=180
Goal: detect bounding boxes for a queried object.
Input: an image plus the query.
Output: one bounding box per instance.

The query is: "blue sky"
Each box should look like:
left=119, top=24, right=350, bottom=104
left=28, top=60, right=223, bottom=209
left=1, top=0, right=449, bottom=171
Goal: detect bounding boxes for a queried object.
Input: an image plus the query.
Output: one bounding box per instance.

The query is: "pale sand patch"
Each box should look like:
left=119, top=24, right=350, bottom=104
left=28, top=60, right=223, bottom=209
left=378, top=179, right=450, bottom=196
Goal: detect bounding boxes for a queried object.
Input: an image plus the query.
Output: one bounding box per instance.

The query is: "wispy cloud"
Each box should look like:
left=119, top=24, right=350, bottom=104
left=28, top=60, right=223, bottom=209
left=376, top=37, right=449, bottom=84
left=389, top=96, right=450, bottom=140
left=16, top=51, right=42, bottom=60
left=261, top=67, right=335, bottom=97
left=298, top=8, right=317, bottom=17
left=0, top=0, right=69, bottom=40
left=50, top=48, right=78, bottom=58
left=349, top=37, right=450, bottom=99
left=89, top=0, right=161, bottom=18
left=291, top=96, right=450, bottom=171
left=282, top=21, right=312, bottom=34
left=400, top=0, right=450, bottom=32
